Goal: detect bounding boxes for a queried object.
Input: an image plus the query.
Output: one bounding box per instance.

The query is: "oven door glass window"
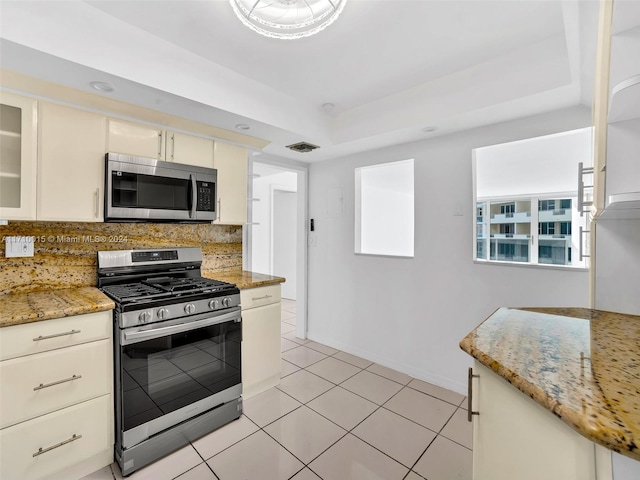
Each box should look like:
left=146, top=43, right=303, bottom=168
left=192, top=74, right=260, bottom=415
left=120, top=320, right=241, bottom=432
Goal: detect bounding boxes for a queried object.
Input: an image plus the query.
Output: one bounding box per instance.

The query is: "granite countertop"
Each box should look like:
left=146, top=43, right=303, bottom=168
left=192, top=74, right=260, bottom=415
left=460, top=307, right=640, bottom=461
left=0, top=271, right=282, bottom=328
left=0, top=287, right=115, bottom=328
left=203, top=270, right=285, bottom=290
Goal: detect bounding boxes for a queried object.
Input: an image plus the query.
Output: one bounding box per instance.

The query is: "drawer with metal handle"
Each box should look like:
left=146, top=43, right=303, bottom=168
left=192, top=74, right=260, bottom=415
left=0, top=395, right=111, bottom=480
left=0, top=339, right=111, bottom=429
left=240, top=285, right=281, bottom=310
left=0, top=311, right=111, bottom=361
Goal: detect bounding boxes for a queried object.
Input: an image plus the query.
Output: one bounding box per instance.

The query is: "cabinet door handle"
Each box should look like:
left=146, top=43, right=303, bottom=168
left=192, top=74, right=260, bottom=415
left=577, top=162, right=594, bottom=216
left=579, top=226, right=591, bottom=261
left=34, top=374, right=82, bottom=391
left=94, top=188, right=99, bottom=218
left=467, top=367, right=480, bottom=422
left=170, top=133, right=175, bottom=160
left=158, top=131, right=163, bottom=159
left=33, top=434, right=82, bottom=457
left=33, top=329, right=81, bottom=341
left=252, top=294, right=273, bottom=301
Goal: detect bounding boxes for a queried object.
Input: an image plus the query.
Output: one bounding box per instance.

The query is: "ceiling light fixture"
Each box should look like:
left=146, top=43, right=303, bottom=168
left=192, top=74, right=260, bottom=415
left=89, top=81, right=114, bottom=93
left=422, top=126, right=437, bottom=133
left=235, top=124, right=251, bottom=130
left=230, top=0, right=347, bottom=40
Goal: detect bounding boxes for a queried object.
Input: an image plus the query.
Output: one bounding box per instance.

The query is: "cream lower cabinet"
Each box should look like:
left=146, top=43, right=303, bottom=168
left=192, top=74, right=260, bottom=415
left=471, top=361, right=612, bottom=480
left=37, top=102, right=106, bottom=222
left=0, top=311, right=113, bottom=480
left=241, top=285, right=281, bottom=399
left=213, top=141, right=248, bottom=225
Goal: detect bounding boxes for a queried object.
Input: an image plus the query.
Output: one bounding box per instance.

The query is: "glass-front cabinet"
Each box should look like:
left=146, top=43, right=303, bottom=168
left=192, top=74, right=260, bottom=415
left=0, top=91, right=37, bottom=220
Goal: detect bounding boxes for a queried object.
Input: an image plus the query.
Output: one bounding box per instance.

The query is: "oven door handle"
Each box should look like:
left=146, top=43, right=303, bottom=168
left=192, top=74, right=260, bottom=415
left=122, top=310, right=240, bottom=344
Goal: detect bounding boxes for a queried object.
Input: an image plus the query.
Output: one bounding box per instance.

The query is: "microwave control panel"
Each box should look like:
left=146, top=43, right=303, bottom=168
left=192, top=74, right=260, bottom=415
left=196, top=181, right=215, bottom=212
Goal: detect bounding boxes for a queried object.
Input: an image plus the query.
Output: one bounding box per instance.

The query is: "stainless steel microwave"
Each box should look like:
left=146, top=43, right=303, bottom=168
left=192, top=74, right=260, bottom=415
left=105, top=153, right=217, bottom=222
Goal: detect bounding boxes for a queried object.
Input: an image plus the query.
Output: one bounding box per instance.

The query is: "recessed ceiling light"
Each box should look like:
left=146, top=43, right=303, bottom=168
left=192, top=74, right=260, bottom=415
left=89, top=81, right=115, bottom=93
left=321, top=103, right=335, bottom=113
left=422, top=126, right=437, bottom=133
left=235, top=124, right=251, bottom=131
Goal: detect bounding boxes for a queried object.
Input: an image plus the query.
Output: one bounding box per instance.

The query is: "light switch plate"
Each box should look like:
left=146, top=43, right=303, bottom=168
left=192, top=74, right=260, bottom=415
left=5, top=236, right=35, bottom=258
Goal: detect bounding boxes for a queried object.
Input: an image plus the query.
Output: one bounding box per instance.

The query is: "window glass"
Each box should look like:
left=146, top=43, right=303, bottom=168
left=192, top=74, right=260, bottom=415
left=473, top=127, right=592, bottom=268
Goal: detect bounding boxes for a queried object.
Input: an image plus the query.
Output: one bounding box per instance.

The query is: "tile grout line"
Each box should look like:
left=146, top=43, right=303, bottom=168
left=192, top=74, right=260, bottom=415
left=402, top=401, right=471, bottom=478
left=276, top=307, right=466, bottom=478
left=279, top=304, right=468, bottom=478
left=280, top=342, right=467, bottom=446
left=275, top=366, right=448, bottom=477
left=187, top=435, right=222, bottom=480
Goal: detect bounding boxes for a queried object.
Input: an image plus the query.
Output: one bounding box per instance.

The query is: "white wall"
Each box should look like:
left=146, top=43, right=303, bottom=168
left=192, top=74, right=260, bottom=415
left=273, top=190, right=297, bottom=299
left=251, top=167, right=297, bottom=276
left=308, top=106, right=592, bottom=394
left=595, top=218, right=640, bottom=315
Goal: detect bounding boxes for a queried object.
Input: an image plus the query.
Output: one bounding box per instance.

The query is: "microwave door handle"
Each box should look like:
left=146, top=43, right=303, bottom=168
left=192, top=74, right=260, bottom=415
left=189, top=174, right=197, bottom=219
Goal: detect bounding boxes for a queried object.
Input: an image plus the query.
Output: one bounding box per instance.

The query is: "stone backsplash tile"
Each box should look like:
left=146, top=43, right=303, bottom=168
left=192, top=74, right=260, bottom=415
left=0, top=221, right=243, bottom=294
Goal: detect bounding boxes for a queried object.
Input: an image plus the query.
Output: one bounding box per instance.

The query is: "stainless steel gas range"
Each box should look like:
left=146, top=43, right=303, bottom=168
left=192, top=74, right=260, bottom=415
left=98, top=247, right=242, bottom=476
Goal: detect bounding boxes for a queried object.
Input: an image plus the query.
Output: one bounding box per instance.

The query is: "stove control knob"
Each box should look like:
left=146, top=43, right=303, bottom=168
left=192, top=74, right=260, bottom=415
left=222, top=297, right=231, bottom=308
left=138, top=311, right=152, bottom=323
left=208, top=299, right=220, bottom=310
left=157, top=308, right=170, bottom=320
left=184, top=303, right=196, bottom=315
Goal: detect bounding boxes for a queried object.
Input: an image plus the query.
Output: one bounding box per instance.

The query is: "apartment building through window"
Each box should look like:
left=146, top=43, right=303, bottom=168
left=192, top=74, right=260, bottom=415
left=473, top=127, right=592, bottom=268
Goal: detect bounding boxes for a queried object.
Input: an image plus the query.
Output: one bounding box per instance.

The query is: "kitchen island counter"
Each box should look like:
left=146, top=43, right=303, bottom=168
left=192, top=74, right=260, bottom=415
left=203, top=270, right=285, bottom=290
left=0, top=287, right=114, bottom=328
left=460, top=307, right=640, bottom=461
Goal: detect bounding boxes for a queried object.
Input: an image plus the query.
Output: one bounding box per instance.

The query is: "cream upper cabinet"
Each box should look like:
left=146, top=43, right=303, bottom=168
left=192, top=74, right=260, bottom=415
left=107, top=119, right=215, bottom=168
left=0, top=91, right=37, bottom=220
left=37, top=102, right=106, bottom=222
left=213, top=141, right=247, bottom=225
left=165, top=131, right=214, bottom=168
left=107, top=118, right=164, bottom=160
left=471, top=361, right=612, bottom=480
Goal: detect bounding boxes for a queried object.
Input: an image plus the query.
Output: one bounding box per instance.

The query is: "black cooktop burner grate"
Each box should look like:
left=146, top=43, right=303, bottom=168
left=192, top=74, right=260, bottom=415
left=101, top=277, right=235, bottom=304
left=101, top=283, right=165, bottom=303
left=146, top=278, right=230, bottom=293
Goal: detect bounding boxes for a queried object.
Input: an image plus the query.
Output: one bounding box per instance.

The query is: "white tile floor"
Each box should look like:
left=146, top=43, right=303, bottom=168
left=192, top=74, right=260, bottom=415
left=83, top=299, right=472, bottom=479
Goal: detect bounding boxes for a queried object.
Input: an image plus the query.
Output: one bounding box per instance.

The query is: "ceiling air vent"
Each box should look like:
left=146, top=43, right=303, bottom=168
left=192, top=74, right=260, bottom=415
left=286, top=142, right=320, bottom=153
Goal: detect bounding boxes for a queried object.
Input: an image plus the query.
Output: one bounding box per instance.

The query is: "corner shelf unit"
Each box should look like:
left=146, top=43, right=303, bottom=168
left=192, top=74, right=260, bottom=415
left=597, top=0, right=640, bottom=221
left=608, top=74, right=640, bottom=123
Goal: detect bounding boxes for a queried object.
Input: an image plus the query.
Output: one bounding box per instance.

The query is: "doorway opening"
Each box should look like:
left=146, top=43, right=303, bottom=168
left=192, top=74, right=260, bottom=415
left=244, top=158, right=308, bottom=339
